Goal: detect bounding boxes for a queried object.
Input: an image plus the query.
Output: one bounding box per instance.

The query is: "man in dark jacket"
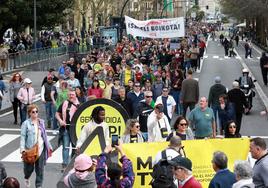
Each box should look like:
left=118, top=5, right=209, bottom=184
left=127, top=82, right=144, bottom=117
left=209, top=151, right=236, bottom=188
left=227, top=81, right=248, bottom=134
left=133, top=91, right=154, bottom=141
left=180, top=69, right=199, bottom=117
left=208, top=76, right=227, bottom=132
left=114, top=87, right=131, bottom=116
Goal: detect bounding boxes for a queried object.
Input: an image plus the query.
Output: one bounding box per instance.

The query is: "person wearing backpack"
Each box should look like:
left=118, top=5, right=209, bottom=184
left=169, top=156, right=202, bottom=188
left=153, top=136, right=184, bottom=165
left=151, top=136, right=184, bottom=188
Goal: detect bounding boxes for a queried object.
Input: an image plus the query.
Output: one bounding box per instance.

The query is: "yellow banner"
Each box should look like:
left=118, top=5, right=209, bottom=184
left=122, top=138, right=250, bottom=188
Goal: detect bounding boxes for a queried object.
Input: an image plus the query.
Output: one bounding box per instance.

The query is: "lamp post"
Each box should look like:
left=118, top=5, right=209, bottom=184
left=119, top=0, right=130, bottom=42
left=33, top=0, right=37, bottom=51
left=160, top=0, right=188, bottom=18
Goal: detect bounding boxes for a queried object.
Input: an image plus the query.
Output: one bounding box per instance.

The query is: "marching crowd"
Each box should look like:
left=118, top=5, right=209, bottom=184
left=0, top=21, right=267, bottom=188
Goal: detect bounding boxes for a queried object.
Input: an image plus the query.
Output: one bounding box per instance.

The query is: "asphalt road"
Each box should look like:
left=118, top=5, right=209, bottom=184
left=0, top=38, right=268, bottom=187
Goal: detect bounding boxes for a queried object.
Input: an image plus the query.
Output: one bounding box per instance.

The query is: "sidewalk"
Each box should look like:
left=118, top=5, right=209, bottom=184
left=0, top=71, right=47, bottom=115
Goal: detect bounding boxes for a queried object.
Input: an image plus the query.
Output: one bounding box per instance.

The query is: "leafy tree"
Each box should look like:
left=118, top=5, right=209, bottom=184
left=0, top=0, right=74, bottom=44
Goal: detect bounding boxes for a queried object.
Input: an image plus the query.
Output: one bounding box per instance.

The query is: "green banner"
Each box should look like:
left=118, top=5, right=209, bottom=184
left=164, top=0, right=173, bottom=12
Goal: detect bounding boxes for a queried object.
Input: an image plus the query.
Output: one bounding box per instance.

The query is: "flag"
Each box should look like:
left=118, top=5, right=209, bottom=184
left=164, top=0, right=173, bottom=13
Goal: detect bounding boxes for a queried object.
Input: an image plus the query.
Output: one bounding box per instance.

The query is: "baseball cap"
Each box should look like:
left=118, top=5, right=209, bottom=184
left=169, top=156, right=192, bottom=171
left=74, top=154, right=93, bottom=171
left=24, top=78, right=32, bottom=84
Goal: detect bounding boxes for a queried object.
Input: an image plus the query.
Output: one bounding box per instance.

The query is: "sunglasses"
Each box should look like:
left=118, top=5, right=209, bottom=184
left=229, top=125, right=236, bottom=129
left=134, top=85, right=140, bottom=87
left=179, top=123, right=188, bottom=126
left=31, top=110, right=38, bottom=114
left=135, top=125, right=140, bottom=128
left=146, top=96, right=153, bottom=98
left=174, top=166, right=184, bottom=171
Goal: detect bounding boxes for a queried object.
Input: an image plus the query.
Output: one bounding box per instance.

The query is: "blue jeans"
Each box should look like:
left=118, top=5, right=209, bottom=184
left=141, top=132, right=148, bottom=142
left=45, top=101, right=53, bottom=125
left=20, top=104, right=28, bottom=124
left=171, top=90, right=183, bottom=115
left=24, top=148, right=45, bottom=187
left=51, top=104, right=58, bottom=130
left=62, top=129, right=71, bottom=165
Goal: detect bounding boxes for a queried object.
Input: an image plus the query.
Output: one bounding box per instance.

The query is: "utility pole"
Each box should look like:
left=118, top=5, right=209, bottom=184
left=34, top=0, right=37, bottom=51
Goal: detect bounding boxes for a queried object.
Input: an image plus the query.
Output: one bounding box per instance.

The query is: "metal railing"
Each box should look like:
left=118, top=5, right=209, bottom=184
left=5, top=46, right=68, bottom=71
left=2, top=43, right=116, bottom=73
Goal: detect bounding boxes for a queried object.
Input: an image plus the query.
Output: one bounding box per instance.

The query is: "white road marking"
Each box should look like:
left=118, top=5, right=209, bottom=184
left=213, top=55, right=219, bottom=59
left=219, top=58, right=223, bottom=61
left=1, top=136, right=55, bottom=163
left=0, top=134, right=20, bottom=148
left=257, top=57, right=261, bottom=60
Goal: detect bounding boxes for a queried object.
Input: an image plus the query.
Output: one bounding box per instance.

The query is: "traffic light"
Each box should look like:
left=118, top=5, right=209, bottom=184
left=206, top=5, right=209, bottom=10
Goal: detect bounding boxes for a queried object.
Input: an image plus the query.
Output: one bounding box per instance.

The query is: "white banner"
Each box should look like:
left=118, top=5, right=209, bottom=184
left=125, top=16, right=185, bottom=39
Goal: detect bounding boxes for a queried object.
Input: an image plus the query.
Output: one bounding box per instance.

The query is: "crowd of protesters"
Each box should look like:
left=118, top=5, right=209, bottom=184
left=0, top=21, right=267, bottom=188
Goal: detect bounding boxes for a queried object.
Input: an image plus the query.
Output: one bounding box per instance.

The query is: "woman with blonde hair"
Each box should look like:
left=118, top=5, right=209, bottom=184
left=121, top=119, right=145, bottom=143
left=20, top=104, right=52, bottom=188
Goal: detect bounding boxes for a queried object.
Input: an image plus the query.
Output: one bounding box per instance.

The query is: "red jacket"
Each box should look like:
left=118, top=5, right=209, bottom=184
left=179, top=176, right=202, bottom=188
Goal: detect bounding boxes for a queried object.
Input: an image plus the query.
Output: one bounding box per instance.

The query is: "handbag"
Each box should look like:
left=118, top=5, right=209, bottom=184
left=21, top=126, right=39, bottom=164
left=21, top=143, right=39, bottom=164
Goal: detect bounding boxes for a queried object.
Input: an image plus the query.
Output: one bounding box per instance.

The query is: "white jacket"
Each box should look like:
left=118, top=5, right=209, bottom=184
left=76, top=120, right=110, bottom=148
left=147, top=110, right=171, bottom=142
left=156, top=95, right=176, bottom=119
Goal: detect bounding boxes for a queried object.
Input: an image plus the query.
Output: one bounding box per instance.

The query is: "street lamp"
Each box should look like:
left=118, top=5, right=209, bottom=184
left=160, top=0, right=188, bottom=18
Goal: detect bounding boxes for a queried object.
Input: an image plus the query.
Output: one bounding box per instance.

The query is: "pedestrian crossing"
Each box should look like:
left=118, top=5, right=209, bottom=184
left=0, top=133, right=64, bottom=163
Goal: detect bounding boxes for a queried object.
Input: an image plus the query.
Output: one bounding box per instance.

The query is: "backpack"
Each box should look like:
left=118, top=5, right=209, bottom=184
left=150, top=150, right=176, bottom=188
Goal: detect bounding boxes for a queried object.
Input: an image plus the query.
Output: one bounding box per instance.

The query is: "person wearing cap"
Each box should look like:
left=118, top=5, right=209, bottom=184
left=209, top=151, right=236, bottom=188
left=17, top=78, right=36, bottom=124
left=147, top=103, right=171, bottom=142
left=41, top=68, right=58, bottom=86
left=41, top=74, right=54, bottom=129
left=208, top=76, right=227, bottom=130
left=188, top=97, right=216, bottom=139
left=156, top=87, right=176, bottom=123
left=64, top=154, right=97, bottom=188
left=169, top=156, right=202, bottom=188
left=227, top=81, right=248, bottom=134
